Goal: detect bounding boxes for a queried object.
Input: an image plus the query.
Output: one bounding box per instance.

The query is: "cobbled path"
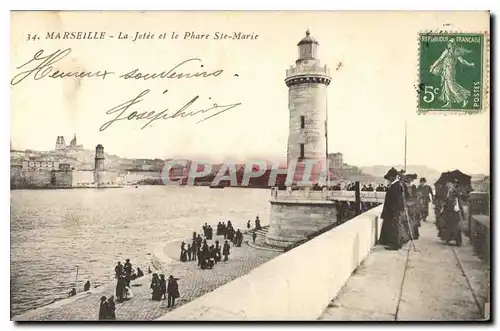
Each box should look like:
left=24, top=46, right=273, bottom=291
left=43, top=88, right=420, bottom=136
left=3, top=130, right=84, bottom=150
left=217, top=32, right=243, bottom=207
left=15, top=233, right=280, bottom=321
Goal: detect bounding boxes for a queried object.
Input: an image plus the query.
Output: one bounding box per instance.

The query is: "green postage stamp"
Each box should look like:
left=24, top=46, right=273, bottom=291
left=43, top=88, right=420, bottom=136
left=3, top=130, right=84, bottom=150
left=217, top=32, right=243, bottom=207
left=418, top=32, right=486, bottom=113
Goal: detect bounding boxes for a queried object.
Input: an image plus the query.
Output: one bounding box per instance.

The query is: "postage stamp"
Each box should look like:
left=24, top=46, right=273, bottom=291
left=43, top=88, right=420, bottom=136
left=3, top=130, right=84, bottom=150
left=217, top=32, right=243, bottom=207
left=418, top=32, right=485, bottom=113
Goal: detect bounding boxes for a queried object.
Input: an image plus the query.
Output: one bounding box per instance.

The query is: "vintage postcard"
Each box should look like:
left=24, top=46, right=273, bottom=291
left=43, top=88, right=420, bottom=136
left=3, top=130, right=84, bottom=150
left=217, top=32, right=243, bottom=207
left=10, top=11, right=490, bottom=321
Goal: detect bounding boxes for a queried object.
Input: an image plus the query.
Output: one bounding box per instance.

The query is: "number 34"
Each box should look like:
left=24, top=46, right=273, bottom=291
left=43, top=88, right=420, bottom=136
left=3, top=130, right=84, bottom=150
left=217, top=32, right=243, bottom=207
left=422, top=86, right=440, bottom=103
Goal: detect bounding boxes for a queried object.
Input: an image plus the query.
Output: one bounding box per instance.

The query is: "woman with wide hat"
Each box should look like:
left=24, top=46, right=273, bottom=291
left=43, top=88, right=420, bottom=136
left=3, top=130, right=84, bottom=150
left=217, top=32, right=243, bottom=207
left=379, top=167, right=407, bottom=250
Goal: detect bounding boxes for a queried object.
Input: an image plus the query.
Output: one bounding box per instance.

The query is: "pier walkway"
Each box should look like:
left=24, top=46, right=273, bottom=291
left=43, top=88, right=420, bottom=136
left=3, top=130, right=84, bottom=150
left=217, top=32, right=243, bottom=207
left=320, top=211, right=490, bottom=321
left=14, top=232, right=280, bottom=321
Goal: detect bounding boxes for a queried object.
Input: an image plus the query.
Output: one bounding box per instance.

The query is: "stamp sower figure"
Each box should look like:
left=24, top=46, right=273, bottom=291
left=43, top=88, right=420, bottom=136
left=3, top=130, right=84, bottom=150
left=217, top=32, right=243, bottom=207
left=167, top=275, right=179, bottom=308
left=417, top=178, right=434, bottom=222
left=430, top=38, right=475, bottom=108
left=379, top=168, right=407, bottom=250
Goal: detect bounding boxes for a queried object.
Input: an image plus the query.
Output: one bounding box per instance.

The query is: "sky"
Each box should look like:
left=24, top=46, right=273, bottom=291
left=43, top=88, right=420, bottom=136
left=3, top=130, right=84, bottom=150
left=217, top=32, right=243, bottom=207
left=10, top=11, right=490, bottom=174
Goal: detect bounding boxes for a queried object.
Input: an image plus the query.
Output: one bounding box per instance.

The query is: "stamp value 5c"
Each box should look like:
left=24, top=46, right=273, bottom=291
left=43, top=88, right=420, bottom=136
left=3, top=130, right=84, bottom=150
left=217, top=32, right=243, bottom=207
left=418, top=32, right=485, bottom=113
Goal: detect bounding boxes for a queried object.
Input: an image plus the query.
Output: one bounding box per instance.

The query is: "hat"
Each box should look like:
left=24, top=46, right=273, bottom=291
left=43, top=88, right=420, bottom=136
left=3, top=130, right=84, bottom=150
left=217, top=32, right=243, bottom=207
left=384, top=167, right=399, bottom=180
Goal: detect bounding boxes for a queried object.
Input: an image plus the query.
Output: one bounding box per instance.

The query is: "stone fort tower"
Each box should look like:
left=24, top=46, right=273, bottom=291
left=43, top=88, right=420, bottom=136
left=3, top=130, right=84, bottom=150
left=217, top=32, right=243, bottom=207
left=94, top=144, right=105, bottom=184
left=285, top=30, right=331, bottom=185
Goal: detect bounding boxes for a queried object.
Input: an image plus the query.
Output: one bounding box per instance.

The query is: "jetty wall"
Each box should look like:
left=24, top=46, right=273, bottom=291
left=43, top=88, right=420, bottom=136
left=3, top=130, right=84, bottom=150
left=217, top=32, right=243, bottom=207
left=157, top=204, right=384, bottom=320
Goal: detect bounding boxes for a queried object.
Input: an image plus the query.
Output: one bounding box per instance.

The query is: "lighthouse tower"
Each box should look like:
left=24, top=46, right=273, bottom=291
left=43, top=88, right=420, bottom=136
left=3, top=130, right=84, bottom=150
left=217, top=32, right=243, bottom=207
left=265, top=31, right=336, bottom=248
left=285, top=30, right=331, bottom=185
left=94, top=144, right=105, bottom=185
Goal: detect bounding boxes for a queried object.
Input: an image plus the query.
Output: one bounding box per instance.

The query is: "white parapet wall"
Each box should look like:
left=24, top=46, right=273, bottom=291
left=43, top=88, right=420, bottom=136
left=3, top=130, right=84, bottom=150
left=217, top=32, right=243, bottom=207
left=157, top=204, right=384, bottom=321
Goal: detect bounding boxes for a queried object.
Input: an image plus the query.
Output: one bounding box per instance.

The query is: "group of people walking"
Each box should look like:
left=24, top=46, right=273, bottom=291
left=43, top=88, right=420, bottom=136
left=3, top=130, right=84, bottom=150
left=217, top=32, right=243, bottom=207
left=180, top=234, right=233, bottom=269
left=179, top=217, right=262, bottom=269
left=379, top=167, right=472, bottom=250
left=98, top=259, right=148, bottom=320
left=379, top=168, right=434, bottom=250
left=114, top=259, right=145, bottom=302
left=150, top=274, right=180, bottom=307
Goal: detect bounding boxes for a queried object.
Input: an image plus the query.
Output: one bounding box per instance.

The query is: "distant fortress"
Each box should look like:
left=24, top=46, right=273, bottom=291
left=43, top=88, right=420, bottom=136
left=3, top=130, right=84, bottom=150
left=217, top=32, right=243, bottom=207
left=11, top=135, right=121, bottom=189
left=55, top=134, right=83, bottom=150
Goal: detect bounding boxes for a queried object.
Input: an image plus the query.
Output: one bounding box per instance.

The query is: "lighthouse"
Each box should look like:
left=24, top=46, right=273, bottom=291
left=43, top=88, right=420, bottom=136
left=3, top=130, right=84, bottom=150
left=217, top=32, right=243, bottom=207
left=285, top=30, right=331, bottom=185
left=265, top=30, right=336, bottom=248
left=94, top=144, right=105, bottom=185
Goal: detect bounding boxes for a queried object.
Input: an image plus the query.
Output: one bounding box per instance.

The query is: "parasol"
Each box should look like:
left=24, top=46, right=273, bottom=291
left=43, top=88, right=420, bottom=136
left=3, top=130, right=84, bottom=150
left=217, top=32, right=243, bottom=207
left=435, top=170, right=471, bottom=186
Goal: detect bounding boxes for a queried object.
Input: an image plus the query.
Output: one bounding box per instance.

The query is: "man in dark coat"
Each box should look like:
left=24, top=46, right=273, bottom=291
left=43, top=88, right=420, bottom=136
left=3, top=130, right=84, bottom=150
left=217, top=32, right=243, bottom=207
left=191, top=240, right=197, bottom=261
left=106, top=296, right=116, bottom=320
left=167, top=275, right=180, bottom=308
left=114, top=262, right=123, bottom=278
left=379, top=168, right=407, bottom=250
left=223, top=240, right=231, bottom=261
left=417, top=178, right=434, bottom=222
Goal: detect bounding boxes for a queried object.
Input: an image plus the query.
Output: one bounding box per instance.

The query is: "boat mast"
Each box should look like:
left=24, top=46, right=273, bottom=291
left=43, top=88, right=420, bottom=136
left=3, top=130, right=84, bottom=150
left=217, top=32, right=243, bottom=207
left=404, top=120, right=407, bottom=172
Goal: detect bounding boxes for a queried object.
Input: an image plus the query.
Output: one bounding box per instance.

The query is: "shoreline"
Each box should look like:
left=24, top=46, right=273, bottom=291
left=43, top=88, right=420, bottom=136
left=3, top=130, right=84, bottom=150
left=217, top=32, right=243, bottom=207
left=10, top=186, right=124, bottom=190
left=12, top=229, right=279, bottom=321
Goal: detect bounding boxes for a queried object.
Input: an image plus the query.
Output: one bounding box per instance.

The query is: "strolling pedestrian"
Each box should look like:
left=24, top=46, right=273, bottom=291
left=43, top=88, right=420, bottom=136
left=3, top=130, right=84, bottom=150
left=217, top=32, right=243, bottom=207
left=223, top=240, right=231, bottom=261
left=136, top=267, right=144, bottom=278
left=252, top=231, right=257, bottom=244
left=192, top=240, right=197, bottom=261
left=84, top=280, right=91, bottom=292
left=150, top=273, right=162, bottom=301
left=159, top=274, right=167, bottom=300
left=114, top=262, right=123, bottom=278
left=167, top=275, right=180, bottom=308
left=98, top=296, right=108, bottom=320
left=247, top=220, right=251, bottom=230
left=180, top=242, right=187, bottom=262
left=214, top=240, right=221, bottom=263
left=107, top=296, right=116, bottom=320
left=69, top=288, right=76, bottom=297
left=124, top=259, right=132, bottom=277
left=187, top=244, right=192, bottom=261
left=379, top=168, right=407, bottom=250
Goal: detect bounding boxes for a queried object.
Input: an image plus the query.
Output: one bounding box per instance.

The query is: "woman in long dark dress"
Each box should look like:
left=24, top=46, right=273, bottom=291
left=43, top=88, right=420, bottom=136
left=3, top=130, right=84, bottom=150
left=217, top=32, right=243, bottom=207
left=98, top=296, right=108, bottom=320
left=159, top=274, right=167, bottom=300
left=180, top=242, right=187, bottom=262
left=442, top=180, right=463, bottom=246
left=150, top=273, right=162, bottom=301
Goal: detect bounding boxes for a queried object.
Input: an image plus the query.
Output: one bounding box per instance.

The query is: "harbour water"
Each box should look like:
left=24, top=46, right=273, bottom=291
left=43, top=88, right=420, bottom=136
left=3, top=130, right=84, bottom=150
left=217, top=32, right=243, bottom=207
left=10, top=186, right=270, bottom=316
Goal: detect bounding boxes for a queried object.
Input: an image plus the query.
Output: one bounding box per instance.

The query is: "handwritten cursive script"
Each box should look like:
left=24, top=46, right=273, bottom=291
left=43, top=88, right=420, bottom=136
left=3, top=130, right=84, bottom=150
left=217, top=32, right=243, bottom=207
left=99, top=89, right=242, bottom=131
left=11, top=48, right=113, bottom=86
left=11, top=48, right=225, bottom=86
